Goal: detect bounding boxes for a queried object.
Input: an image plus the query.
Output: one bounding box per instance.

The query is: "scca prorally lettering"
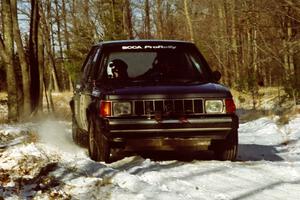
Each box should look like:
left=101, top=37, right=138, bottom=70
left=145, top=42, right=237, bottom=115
left=122, top=45, right=176, bottom=50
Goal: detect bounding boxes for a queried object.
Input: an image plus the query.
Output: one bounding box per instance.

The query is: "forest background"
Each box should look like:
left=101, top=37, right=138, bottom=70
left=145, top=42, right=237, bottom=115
left=0, top=0, right=299, bottom=122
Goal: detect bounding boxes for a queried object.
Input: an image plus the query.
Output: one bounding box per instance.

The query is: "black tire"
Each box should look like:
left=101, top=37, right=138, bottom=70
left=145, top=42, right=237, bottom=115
left=72, top=118, right=77, bottom=141
left=88, top=118, right=110, bottom=163
left=99, top=133, right=110, bottom=163
left=212, top=130, right=238, bottom=161
left=72, top=117, right=88, bottom=147
left=88, top=119, right=100, bottom=161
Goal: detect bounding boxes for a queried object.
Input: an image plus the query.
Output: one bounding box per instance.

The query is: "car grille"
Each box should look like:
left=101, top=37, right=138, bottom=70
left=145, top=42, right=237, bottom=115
left=133, top=99, right=204, bottom=116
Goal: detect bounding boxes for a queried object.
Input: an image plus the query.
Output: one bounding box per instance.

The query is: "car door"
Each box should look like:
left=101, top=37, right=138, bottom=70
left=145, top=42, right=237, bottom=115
left=74, top=46, right=101, bottom=131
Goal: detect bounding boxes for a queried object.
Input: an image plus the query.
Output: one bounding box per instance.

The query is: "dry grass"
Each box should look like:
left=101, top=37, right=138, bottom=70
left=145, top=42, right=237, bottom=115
left=0, top=92, right=7, bottom=100
left=276, top=105, right=300, bottom=125
left=238, top=109, right=273, bottom=123
left=231, top=87, right=300, bottom=122
left=0, top=114, right=8, bottom=124
left=231, top=87, right=286, bottom=110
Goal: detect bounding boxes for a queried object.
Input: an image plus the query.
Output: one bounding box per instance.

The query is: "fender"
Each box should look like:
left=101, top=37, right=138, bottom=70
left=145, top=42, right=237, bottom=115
left=86, top=98, right=99, bottom=122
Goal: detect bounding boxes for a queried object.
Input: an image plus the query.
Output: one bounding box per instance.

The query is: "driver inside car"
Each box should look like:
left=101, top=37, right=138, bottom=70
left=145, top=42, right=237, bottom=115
left=108, top=59, right=129, bottom=80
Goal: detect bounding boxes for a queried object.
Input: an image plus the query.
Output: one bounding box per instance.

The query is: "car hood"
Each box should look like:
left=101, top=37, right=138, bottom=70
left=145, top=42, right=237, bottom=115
left=104, top=83, right=232, bottom=100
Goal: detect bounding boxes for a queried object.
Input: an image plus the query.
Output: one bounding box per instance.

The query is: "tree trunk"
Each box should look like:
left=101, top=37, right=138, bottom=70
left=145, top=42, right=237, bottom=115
left=55, top=0, right=67, bottom=91
left=230, top=0, right=239, bottom=85
left=49, top=0, right=61, bottom=91
left=1, top=0, right=18, bottom=121
left=216, top=1, right=228, bottom=84
left=37, top=26, right=44, bottom=112
left=62, top=0, right=70, bottom=52
left=281, top=5, right=297, bottom=101
left=184, top=0, right=194, bottom=42
left=48, top=71, right=55, bottom=112
left=51, top=68, right=59, bottom=93
left=124, top=0, right=133, bottom=39
left=144, top=0, right=151, bottom=38
left=10, top=0, right=31, bottom=117
left=111, top=0, right=116, bottom=38
left=156, top=0, right=163, bottom=39
left=253, top=28, right=258, bottom=77
left=71, top=0, right=78, bottom=35
left=29, top=0, right=41, bottom=112
left=54, top=0, right=63, bottom=59
left=222, top=0, right=231, bottom=86
left=54, top=0, right=63, bottom=58
left=62, top=0, right=71, bottom=91
left=40, top=0, right=60, bottom=92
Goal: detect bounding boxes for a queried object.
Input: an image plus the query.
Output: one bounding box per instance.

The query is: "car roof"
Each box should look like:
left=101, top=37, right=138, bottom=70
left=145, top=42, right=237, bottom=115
left=93, top=40, right=194, bottom=47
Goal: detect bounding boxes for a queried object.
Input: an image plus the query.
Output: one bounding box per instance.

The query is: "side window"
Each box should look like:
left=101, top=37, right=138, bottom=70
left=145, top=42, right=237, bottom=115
left=81, top=47, right=101, bottom=85
left=90, top=48, right=101, bottom=78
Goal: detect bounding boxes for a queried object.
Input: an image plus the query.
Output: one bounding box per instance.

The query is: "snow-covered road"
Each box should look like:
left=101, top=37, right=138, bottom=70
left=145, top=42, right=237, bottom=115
left=1, top=115, right=300, bottom=199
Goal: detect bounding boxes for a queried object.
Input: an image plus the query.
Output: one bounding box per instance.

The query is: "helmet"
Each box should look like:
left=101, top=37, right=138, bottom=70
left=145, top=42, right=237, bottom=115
left=108, top=59, right=128, bottom=79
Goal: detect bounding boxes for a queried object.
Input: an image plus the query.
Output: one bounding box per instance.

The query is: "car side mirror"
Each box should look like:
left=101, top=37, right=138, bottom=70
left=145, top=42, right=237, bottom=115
left=92, top=87, right=101, bottom=97
left=212, top=70, right=221, bottom=81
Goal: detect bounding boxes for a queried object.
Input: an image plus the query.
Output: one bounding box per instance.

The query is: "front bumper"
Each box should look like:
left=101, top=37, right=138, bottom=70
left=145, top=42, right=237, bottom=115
left=102, top=115, right=238, bottom=141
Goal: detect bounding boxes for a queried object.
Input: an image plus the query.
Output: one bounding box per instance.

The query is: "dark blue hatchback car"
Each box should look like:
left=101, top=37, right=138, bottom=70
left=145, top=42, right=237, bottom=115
left=70, top=40, right=239, bottom=162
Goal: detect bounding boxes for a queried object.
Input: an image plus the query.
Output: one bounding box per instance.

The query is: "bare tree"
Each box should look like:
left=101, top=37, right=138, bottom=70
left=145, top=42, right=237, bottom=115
left=184, top=0, right=194, bottom=42
left=124, top=0, right=133, bottom=39
left=144, top=0, right=151, bottom=38
left=155, top=0, right=163, bottom=39
left=28, top=0, right=41, bottom=112
left=0, top=0, right=18, bottom=121
left=10, top=0, right=31, bottom=117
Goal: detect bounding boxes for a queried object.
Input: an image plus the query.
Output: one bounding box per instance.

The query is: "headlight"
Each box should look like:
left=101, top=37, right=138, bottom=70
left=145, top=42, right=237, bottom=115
left=205, top=100, right=224, bottom=114
left=113, top=102, right=132, bottom=116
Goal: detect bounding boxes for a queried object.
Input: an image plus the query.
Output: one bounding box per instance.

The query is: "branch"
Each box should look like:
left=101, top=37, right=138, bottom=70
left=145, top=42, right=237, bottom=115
left=256, top=29, right=284, bottom=66
left=284, top=0, right=300, bottom=12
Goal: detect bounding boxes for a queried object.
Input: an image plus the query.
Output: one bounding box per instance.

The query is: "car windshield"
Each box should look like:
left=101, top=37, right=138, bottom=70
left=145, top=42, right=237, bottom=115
left=100, top=47, right=211, bottom=86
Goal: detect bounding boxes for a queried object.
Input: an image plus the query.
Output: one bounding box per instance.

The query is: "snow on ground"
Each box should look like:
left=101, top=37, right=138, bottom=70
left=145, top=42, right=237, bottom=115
left=1, top=115, right=300, bottom=199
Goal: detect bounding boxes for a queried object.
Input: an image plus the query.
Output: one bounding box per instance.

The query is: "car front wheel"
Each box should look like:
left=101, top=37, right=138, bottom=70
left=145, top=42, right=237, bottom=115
left=212, top=130, right=238, bottom=161
left=88, top=118, right=110, bottom=163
